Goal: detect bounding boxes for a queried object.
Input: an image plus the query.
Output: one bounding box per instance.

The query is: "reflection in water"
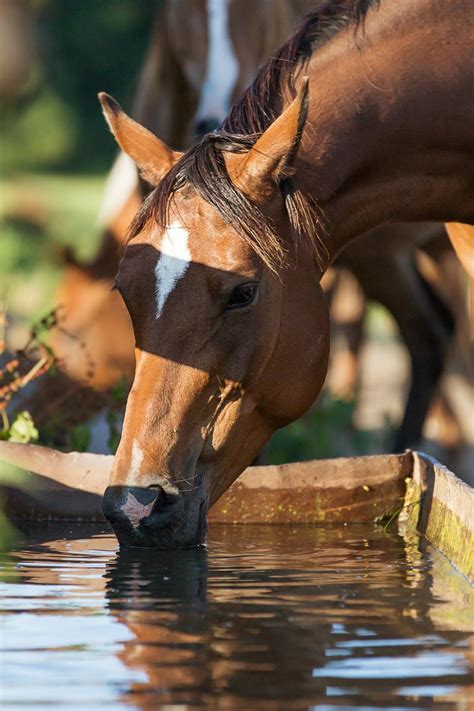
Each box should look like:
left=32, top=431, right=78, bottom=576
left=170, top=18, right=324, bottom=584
left=1, top=523, right=473, bottom=708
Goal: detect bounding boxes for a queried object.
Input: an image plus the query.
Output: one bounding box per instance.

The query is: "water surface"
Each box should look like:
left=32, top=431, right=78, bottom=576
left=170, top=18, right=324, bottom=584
left=1, top=523, right=473, bottom=709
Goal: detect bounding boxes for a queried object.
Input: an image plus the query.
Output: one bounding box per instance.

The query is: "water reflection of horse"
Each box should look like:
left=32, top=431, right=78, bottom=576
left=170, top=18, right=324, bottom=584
left=99, top=0, right=473, bottom=548
left=8, top=526, right=472, bottom=707
left=52, top=0, right=468, bottom=456
left=103, top=527, right=472, bottom=708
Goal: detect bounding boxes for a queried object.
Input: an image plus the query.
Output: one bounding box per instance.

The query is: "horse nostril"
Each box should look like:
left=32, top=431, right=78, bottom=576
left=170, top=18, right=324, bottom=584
left=195, top=117, right=220, bottom=138
left=102, top=485, right=184, bottom=532
left=120, top=487, right=160, bottom=529
left=127, top=486, right=158, bottom=506
left=102, top=485, right=158, bottom=529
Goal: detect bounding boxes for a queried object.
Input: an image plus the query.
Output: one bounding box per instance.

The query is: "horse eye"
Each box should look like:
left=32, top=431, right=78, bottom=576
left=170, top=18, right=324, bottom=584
left=226, top=283, right=258, bottom=311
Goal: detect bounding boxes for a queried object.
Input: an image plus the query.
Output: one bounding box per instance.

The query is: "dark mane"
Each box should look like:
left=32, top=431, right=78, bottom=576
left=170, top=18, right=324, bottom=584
left=131, top=0, right=378, bottom=272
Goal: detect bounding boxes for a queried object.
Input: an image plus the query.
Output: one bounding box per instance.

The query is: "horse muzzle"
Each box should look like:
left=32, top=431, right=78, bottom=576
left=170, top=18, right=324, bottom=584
left=102, top=484, right=207, bottom=548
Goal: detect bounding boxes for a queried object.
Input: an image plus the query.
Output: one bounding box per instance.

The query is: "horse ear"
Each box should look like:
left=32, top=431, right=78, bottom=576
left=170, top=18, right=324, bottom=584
left=231, top=78, right=309, bottom=201
left=98, top=93, right=181, bottom=185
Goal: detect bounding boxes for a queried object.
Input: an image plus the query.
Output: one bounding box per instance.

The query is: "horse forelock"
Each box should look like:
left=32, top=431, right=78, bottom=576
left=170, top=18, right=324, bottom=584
left=129, top=0, right=378, bottom=273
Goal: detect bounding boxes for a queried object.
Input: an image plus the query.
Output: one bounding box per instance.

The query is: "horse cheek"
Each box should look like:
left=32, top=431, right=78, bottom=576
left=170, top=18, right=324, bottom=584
left=259, top=278, right=330, bottom=427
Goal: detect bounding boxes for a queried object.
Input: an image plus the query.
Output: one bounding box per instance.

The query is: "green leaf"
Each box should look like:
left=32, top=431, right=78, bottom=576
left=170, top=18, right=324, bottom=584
left=8, top=411, right=39, bottom=444
left=69, top=424, right=91, bottom=453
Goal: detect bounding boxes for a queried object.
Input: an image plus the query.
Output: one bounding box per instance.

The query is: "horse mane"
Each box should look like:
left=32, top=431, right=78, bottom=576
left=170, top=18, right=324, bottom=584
left=131, top=0, right=379, bottom=272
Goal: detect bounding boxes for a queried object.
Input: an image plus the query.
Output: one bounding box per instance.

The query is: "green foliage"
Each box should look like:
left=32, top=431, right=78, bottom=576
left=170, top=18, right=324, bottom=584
left=0, top=411, right=38, bottom=552
left=110, top=376, right=127, bottom=405
left=0, top=411, right=39, bottom=444
left=1, top=0, right=158, bottom=174
left=0, top=90, right=76, bottom=174
left=69, top=424, right=91, bottom=453
left=265, top=392, right=396, bottom=464
left=7, top=411, right=39, bottom=444
left=106, top=411, right=121, bottom=454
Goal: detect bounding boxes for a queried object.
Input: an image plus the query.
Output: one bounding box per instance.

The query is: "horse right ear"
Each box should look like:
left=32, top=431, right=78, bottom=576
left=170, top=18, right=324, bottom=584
left=98, top=93, right=181, bottom=185
left=229, top=79, right=309, bottom=203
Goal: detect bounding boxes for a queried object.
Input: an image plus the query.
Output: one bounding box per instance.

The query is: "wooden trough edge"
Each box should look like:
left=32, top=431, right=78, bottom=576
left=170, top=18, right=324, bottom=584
left=209, top=452, right=410, bottom=524
left=403, top=452, right=474, bottom=584
left=0, top=441, right=410, bottom=524
left=0, top=441, right=472, bottom=582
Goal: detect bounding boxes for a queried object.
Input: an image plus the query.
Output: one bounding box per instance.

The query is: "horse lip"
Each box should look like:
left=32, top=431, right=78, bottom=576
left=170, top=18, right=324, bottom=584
left=114, top=500, right=208, bottom=549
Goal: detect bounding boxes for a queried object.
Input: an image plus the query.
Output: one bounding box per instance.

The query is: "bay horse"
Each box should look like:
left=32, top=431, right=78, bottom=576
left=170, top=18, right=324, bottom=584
left=99, top=0, right=474, bottom=547
left=54, top=0, right=464, bottom=455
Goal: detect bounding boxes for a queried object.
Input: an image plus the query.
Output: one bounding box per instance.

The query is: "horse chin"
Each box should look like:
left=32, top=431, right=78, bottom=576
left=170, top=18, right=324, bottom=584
left=110, top=495, right=208, bottom=550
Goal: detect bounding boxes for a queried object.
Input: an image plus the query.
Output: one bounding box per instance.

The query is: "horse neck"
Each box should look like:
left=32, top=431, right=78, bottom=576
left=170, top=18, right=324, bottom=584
left=295, top=0, right=474, bottom=265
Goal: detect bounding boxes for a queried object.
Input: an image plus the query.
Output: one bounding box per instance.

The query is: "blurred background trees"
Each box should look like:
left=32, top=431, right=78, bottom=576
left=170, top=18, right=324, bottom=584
left=1, top=0, right=157, bottom=175
left=1, top=0, right=158, bottom=327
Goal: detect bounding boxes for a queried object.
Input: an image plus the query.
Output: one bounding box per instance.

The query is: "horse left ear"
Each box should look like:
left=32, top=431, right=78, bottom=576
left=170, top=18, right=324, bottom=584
left=98, top=92, right=181, bottom=185
left=231, top=78, right=309, bottom=201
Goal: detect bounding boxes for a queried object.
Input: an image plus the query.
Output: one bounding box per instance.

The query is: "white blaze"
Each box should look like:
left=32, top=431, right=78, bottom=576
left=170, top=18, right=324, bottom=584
left=154, top=222, right=191, bottom=318
left=195, top=0, right=239, bottom=125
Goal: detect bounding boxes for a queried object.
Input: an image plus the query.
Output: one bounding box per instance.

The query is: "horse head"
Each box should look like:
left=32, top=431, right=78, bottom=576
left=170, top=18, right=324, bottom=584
left=99, top=87, right=329, bottom=548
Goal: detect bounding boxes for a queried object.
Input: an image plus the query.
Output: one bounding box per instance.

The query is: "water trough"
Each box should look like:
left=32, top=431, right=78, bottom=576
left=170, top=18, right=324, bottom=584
left=0, top=441, right=472, bottom=583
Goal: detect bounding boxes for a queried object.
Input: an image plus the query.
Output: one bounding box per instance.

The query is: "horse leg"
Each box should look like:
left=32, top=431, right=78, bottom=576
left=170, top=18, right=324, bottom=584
left=341, top=240, right=455, bottom=452
left=322, top=268, right=366, bottom=400
left=381, top=260, right=454, bottom=452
